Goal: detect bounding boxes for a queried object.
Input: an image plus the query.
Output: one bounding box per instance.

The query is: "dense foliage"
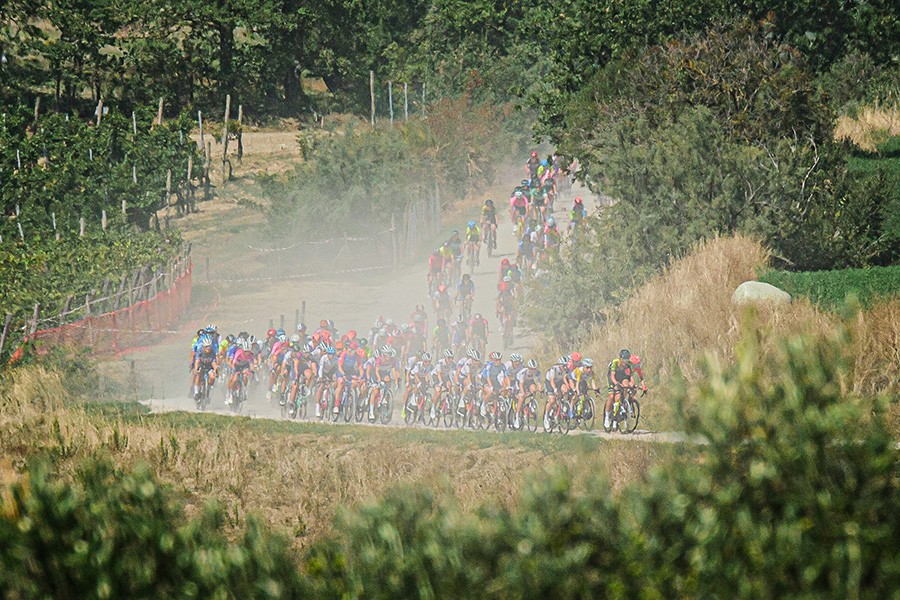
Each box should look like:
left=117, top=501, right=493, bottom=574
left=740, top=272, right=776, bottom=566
left=760, top=264, right=900, bottom=309
left=1, top=107, right=200, bottom=238
left=0, top=460, right=305, bottom=598
left=262, top=93, right=523, bottom=233
left=6, top=326, right=894, bottom=597
left=0, top=230, right=181, bottom=325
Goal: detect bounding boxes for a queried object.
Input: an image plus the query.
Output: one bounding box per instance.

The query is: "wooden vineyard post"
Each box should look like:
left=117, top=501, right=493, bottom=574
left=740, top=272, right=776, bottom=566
left=0, top=314, right=13, bottom=358
left=156, top=97, right=164, bottom=126
left=388, top=81, right=394, bottom=125
left=221, top=93, right=231, bottom=186
left=237, top=104, right=244, bottom=163
left=370, top=70, right=376, bottom=129
left=404, top=83, right=409, bottom=121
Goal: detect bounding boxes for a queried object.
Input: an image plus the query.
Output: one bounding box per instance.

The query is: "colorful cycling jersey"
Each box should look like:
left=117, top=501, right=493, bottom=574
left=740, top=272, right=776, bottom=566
left=465, top=226, right=481, bottom=241
left=469, top=317, right=488, bottom=337
left=374, top=355, right=397, bottom=377
left=608, top=358, right=643, bottom=383
left=545, top=364, right=566, bottom=383
left=570, top=366, right=594, bottom=386
left=511, top=194, right=528, bottom=208
left=451, top=322, right=467, bottom=344
left=410, top=361, right=434, bottom=378
left=505, top=360, right=525, bottom=382
left=339, top=349, right=366, bottom=375
left=498, top=291, right=516, bottom=311
left=481, top=361, right=508, bottom=387
left=458, top=359, right=482, bottom=381
left=516, top=368, right=540, bottom=389
left=318, top=355, right=339, bottom=378
left=457, top=279, right=475, bottom=296
left=481, top=205, right=497, bottom=222
left=197, top=349, right=217, bottom=369
left=232, top=348, right=254, bottom=368
left=571, top=204, right=587, bottom=222
left=434, top=357, right=455, bottom=380
left=429, top=253, right=443, bottom=271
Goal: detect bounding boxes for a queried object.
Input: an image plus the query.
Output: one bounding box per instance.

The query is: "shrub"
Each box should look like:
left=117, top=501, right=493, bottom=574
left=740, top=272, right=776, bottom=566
left=0, top=459, right=305, bottom=599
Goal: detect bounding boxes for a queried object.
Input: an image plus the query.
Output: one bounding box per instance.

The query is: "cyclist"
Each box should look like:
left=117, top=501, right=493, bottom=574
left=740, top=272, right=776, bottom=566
left=464, top=220, right=481, bottom=266
left=432, top=318, right=450, bottom=356
left=498, top=258, right=511, bottom=284
left=544, top=356, right=569, bottom=429
left=456, top=273, right=475, bottom=316
left=569, top=196, right=587, bottom=236
left=432, top=284, right=453, bottom=322
left=481, top=199, right=498, bottom=250
left=287, top=336, right=315, bottom=409
left=428, top=248, right=444, bottom=293
left=505, top=353, right=525, bottom=423
left=450, top=315, right=468, bottom=355
left=458, top=349, right=484, bottom=426
left=366, top=345, right=400, bottom=421
left=543, top=216, right=561, bottom=251
left=509, top=190, right=528, bottom=231
left=314, top=346, right=339, bottom=418
left=192, top=338, right=218, bottom=401
left=480, top=351, right=510, bottom=420
left=467, top=313, right=489, bottom=355
left=431, top=348, right=456, bottom=419
left=334, top=341, right=366, bottom=415
left=525, top=151, right=540, bottom=181
left=605, top=349, right=647, bottom=429
left=267, top=331, right=290, bottom=400
left=402, top=352, right=434, bottom=418
left=496, top=282, right=517, bottom=327
left=514, top=359, right=542, bottom=429
left=226, top=340, right=255, bottom=405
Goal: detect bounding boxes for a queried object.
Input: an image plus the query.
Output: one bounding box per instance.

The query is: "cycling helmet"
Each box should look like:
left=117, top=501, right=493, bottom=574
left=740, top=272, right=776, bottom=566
left=277, top=334, right=287, bottom=343
left=388, top=347, right=398, bottom=357
left=385, top=318, right=394, bottom=326
left=503, top=275, right=511, bottom=282
left=414, top=313, right=424, bottom=322
left=248, top=335, right=256, bottom=344
left=499, top=282, right=508, bottom=292
left=400, top=324, right=410, bottom=332
left=470, top=349, right=482, bottom=361
left=510, top=353, right=523, bottom=362
left=421, top=352, right=432, bottom=361
left=451, top=229, right=459, bottom=236
left=349, top=341, right=359, bottom=350
left=501, top=258, right=510, bottom=265
left=474, top=313, right=482, bottom=320
left=380, top=345, right=391, bottom=355
left=527, top=359, right=538, bottom=369
left=557, top=356, right=567, bottom=366
left=359, top=337, right=368, bottom=347
left=619, top=349, right=631, bottom=360
left=226, top=334, right=235, bottom=343
left=485, top=199, right=494, bottom=207
left=630, top=354, right=641, bottom=365
left=290, top=333, right=301, bottom=343
left=276, top=328, right=285, bottom=337
left=541, top=159, right=548, bottom=167
left=319, top=319, right=328, bottom=328
left=489, top=351, right=502, bottom=361
left=571, top=351, right=583, bottom=362
left=564, top=354, right=572, bottom=363
left=267, top=328, right=276, bottom=337
left=574, top=196, right=583, bottom=205
left=582, top=358, right=594, bottom=368
left=468, top=220, right=476, bottom=228
left=462, top=273, right=471, bottom=280
left=531, top=151, right=538, bottom=157
left=547, top=216, right=555, bottom=226
left=443, top=349, right=454, bottom=358
left=438, top=318, right=447, bottom=326
left=205, top=325, right=215, bottom=333
left=297, top=322, right=306, bottom=331
left=201, top=338, right=212, bottom=348
left=304, top=341, right=315, bottom=353
left=326, top=319, right=335, bottom=329
left=326, top=346, right=336, bottom=355
left=438, top=284, right=447, bottom=293
left=515, top=190, right=524, bottom=198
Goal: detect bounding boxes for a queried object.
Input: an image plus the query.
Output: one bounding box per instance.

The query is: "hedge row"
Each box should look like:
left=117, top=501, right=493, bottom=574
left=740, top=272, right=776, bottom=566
left=760, top=264, right=900, bottom=308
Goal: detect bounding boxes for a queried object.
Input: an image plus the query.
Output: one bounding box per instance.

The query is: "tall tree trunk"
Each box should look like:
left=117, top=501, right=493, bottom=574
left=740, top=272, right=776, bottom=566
left=217, top=21, right=235, bottom=103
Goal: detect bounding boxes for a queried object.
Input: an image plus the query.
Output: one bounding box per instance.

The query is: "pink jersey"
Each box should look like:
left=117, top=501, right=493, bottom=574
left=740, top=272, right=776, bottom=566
left=233, top=348, right=254, bottom=365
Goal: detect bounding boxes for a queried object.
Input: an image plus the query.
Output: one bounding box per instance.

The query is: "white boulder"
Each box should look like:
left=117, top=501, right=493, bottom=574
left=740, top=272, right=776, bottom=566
left=732, top=281, right=792, bottom=305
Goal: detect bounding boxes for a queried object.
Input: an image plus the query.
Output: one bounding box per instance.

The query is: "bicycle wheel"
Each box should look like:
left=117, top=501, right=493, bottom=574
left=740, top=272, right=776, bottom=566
left=495, top=401, right=508, bottom=432
left=342, top=388, right=355, bottom=423
left=379, top=390, right=394, bottom=424
left=454, top=397, right=467, bottom=429
left=623, top=398, right=641, bottom=433
left=579, top=395, right=596, bottom=430
left=542, top=404, right=555, bottom=433
left=559, top=400, right=572, bottom=434
left=524, top=398, right=538, bottom=432
left=441, top=397, right=454, bottom=428
left=297, top=384, right=309, bottom=419
left=404, top=395, right=417, bottom=425
left=354, top=389, right=367, bottom=423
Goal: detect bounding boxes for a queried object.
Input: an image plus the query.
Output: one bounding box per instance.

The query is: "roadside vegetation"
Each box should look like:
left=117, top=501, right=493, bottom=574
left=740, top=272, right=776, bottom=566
left=3, top=323, right=896, bottom=597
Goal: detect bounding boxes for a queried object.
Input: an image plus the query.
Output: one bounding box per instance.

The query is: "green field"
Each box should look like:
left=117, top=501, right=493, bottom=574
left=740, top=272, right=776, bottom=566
left=760, top=264, right=900, bottom=308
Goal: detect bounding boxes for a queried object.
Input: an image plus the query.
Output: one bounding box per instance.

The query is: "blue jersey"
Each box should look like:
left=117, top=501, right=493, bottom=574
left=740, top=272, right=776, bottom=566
left=481, top=362, right=508, bottom=386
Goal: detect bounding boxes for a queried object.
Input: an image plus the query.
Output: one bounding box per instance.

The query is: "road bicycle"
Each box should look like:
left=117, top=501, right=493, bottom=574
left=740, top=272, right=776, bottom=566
left=604, top=386, right=643, bottom=434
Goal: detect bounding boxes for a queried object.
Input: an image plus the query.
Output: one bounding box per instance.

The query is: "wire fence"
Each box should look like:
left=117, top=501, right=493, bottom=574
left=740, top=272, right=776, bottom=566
left=1, top=246, right=193, bottom=364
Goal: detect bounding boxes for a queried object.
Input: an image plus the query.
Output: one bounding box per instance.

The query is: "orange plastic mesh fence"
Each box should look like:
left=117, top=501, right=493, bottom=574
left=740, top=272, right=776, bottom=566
left=30, top=265, right=192, bottom=357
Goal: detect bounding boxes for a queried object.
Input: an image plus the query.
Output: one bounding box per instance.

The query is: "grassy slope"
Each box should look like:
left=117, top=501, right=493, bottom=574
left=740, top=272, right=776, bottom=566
left=0, top=366, right=675, bottom=549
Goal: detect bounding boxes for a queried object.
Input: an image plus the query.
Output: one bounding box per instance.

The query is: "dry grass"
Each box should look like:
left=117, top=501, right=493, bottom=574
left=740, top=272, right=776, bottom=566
left=834, top=104, right=900, bottom=151
left=551, top=235, right=900, bottom=430
left=0, top=369, right=671, bottom=549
